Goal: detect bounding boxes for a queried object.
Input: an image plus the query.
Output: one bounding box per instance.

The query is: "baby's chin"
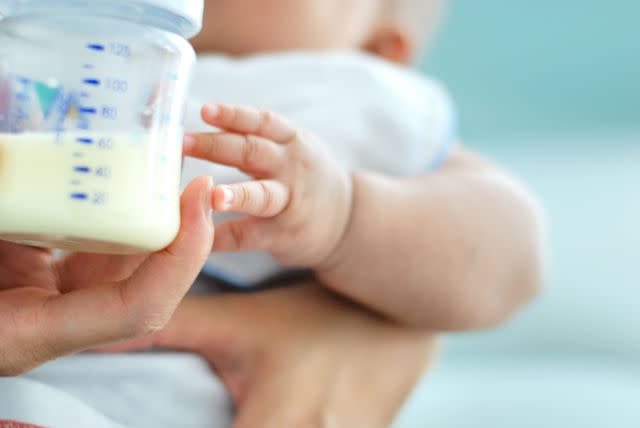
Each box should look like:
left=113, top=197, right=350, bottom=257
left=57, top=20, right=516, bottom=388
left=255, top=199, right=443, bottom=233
left=190, top=30, right=361, bottom=56
left=190, top=44, right=364, bottom=58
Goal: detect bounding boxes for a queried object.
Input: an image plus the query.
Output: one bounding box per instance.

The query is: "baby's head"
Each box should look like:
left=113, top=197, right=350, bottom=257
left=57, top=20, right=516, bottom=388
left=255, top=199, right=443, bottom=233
left=191, top=0, right=446, bottom=64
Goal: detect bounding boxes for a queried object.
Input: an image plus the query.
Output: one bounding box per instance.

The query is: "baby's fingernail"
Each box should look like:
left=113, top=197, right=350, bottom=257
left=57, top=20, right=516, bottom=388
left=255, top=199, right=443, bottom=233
left=203, top=104, right=220, bottom=119
left=220, top=185, right=234, bottom=210
left=183, top=134, right=196, bottom=151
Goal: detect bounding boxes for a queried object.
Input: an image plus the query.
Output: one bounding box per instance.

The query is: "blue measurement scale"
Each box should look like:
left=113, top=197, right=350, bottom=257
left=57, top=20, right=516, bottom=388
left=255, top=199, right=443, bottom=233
left=68, top=41, right=134, bottom=205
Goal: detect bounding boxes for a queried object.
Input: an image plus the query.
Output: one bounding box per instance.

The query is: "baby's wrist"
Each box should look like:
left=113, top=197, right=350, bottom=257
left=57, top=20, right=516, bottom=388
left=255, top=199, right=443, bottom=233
left=313, top=172, right=358, bottom=277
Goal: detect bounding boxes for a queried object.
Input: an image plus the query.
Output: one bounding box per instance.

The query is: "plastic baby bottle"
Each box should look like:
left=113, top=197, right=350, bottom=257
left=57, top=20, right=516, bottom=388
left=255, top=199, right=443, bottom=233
left=0, top=0, right=203, bottom=254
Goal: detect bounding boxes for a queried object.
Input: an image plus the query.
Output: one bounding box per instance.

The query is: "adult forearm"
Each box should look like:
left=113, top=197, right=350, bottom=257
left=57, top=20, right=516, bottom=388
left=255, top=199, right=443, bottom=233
left=316, top=149, right=545, bottom=330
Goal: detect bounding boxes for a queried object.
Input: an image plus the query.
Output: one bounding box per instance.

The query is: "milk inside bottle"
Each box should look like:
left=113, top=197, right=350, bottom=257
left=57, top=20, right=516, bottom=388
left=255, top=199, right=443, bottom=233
left=0, top=0, right=203, bottom=253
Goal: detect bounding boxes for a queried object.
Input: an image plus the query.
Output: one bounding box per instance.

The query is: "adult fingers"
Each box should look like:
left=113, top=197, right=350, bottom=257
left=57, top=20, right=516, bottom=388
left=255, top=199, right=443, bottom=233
left=213, top=180, right=289, bottom=218
left=56, top=253, right=147, bottom=293
left=0, top=241, right=56, bottom=290
left=183, top=132, right=285, bottom=177
left=200, top=104, right=297, bottom=144
left=118, top=176, right=216, bottom=333
left=30, top=177, right=215, bottom=362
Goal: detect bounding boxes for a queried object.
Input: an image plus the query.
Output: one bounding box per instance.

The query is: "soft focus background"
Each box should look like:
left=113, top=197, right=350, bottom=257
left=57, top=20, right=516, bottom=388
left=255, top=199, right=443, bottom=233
left=395, top=2, right=640, bottom=427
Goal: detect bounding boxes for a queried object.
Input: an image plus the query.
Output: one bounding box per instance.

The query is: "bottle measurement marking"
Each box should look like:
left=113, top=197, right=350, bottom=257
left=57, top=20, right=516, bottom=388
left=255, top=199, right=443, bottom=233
left=74, top=166, right=91, bottom=174
left=87, top=42, right=131, bottom=57
left=70, top=42, right=124, bottom=208
left=78, top=107, right=97, bottom=115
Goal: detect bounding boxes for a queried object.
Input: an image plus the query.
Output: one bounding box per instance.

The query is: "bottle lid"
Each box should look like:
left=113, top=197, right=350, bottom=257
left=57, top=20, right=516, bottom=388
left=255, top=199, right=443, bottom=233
left=136, top=0, right=204, bottom=38
left=0, top=0, right=204, bottom=38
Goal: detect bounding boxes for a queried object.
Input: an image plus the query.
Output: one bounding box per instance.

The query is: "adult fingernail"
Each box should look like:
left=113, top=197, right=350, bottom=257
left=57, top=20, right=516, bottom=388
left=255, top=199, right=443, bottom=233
left=220, top=185, right=234, bottom=210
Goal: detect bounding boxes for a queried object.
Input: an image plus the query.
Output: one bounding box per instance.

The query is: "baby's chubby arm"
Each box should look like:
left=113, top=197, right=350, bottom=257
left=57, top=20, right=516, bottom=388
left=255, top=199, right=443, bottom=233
left=318, top=149, right=546, bottom=330
left=185, top=103, right=545, bottom=330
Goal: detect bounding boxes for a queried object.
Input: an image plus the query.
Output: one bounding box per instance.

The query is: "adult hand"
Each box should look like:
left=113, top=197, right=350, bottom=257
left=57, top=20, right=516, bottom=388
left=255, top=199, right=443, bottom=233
left=100, top=282, right=439, bottom=428
left=0, top=177, right=214, bottom=376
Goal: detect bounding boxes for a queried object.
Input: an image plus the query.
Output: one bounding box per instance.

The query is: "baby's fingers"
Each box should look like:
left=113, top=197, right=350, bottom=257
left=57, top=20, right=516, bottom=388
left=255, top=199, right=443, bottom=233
left=201, top=103, right=297, bottom=144
left=184, top=132, right=285, bottom=176
left=214, top=180, right=289, bottom=218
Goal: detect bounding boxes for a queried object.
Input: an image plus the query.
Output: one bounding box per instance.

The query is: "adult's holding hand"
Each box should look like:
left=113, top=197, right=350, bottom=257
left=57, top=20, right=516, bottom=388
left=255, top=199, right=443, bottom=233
left=99, top=282, right=439, bottom=428
left=0, top=177, right=214, bottom=376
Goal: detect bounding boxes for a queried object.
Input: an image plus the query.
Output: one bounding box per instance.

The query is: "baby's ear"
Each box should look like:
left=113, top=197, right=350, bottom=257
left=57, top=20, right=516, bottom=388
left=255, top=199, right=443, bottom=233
left=362, top=27, right=414, bottom=65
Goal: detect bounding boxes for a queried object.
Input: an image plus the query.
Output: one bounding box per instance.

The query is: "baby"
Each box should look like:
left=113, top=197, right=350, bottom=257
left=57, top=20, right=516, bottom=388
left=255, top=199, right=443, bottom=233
left=181, top=0, right=544, bottom=327
left=163, top=1, right=544, bottom=424
left=0, top=1, right=545, bottom=427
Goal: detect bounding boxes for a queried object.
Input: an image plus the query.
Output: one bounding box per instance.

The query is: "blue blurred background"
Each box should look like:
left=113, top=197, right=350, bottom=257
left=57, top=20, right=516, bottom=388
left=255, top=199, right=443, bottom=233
left=395, top=2, right=640, bottom=427
left=422, top=0, right=639, bottom=139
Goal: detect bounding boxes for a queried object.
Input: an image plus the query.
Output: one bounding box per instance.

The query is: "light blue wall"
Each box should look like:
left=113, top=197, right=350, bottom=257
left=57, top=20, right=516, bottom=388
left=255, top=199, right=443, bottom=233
left=417, top=2, right=640, bottom=361
left=422, top=1, right=640, bottom=140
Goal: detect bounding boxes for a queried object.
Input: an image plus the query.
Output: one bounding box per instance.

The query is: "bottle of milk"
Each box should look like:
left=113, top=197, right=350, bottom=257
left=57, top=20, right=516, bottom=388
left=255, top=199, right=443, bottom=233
left=0, top=0, right=203, bottom=253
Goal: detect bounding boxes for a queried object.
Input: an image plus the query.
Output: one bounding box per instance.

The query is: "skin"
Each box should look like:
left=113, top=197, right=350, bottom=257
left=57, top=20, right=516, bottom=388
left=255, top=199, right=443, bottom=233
left=190, top=0, right=384, bottom=55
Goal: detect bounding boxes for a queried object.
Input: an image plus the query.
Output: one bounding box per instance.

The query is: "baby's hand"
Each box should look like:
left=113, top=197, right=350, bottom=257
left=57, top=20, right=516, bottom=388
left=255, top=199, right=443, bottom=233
left=184, top=104, right=352, bottom=268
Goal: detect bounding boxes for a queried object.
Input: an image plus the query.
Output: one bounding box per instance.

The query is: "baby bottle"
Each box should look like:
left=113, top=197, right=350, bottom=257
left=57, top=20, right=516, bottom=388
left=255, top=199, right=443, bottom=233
left=0, top=0, right=203, bottom=254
